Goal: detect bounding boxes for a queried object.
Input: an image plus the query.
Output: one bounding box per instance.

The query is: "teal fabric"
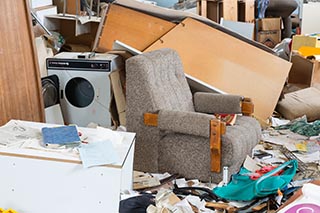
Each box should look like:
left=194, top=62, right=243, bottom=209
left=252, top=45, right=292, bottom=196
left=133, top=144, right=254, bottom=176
left=213, top=160, right=298, bottom=201
left=276, top=117, right=320, bottom=137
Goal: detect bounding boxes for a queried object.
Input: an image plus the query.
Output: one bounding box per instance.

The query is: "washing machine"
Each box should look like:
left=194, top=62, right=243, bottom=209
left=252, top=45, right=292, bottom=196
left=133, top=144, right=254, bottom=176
left=47, top=52, right=123, bottom=127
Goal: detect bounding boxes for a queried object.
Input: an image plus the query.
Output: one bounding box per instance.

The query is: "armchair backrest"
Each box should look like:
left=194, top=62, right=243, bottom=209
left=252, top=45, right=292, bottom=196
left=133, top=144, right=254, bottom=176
left=126, top=48, right=195, bottom=114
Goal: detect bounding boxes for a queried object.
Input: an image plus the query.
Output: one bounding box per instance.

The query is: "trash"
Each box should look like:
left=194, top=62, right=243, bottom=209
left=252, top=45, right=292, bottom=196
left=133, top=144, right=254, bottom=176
left=213, top=160, right=298, bottom=201
left=256, top=0, right=270, bottom=19
left=275, top=116, right=320, bottom=137
left=43, top=32, right=65, bottom=53
left=273, top=38, right=292, bottom=61
left=119, top=193, right=155, bottom=213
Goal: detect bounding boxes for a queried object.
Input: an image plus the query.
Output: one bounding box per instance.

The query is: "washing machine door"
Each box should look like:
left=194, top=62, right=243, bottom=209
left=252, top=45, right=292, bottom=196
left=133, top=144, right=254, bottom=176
left=42, top=75, right=59, bottom=108
left=64, top=77, right=95, bottom=108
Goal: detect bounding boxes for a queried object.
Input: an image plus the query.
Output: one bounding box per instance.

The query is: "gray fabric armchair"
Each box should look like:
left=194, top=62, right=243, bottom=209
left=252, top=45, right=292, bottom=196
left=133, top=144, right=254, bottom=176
left=126, top=48, right=261, bottom=182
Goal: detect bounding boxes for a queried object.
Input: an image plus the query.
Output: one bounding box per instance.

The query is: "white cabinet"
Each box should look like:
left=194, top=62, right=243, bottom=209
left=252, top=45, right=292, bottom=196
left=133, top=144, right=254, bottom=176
left=0, top=120, right=135, bottom=213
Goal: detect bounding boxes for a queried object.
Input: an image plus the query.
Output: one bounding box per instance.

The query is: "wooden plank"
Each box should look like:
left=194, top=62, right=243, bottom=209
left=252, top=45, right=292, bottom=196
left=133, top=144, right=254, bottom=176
left=201, top=0, right=208, bottom=18
left=243, top=0, right=255, bottom=23
left=0, top=0, right=45, bottom=125
left=145, top=18, right=292, bottom=121
left=223, top=0, right=237, bottom=21
left=66, top=0, right=80, bottom=15
left=96, top=4, right=176, bottom=52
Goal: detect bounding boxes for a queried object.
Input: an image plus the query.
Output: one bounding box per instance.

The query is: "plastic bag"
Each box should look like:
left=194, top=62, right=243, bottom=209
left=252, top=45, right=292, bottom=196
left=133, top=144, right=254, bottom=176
left=213, top=160, right=298, bottom=201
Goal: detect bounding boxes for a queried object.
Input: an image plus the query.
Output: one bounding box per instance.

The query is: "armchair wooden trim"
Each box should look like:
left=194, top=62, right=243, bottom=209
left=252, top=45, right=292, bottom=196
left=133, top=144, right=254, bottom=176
left=144, top=113, right=158, bottom=127
left=241, top=97, right=254, bottom=116
left=210, top=119, right=226, bottom=173
left=143, top=97, right=253, bottom=173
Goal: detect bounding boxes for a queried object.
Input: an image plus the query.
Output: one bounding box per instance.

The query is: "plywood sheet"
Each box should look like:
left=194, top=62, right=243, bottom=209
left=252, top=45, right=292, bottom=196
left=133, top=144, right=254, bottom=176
left=96, top=4, right=176, bottom=52
left=0, top=0, right=45, bottom=125
left=145, top=18, right=292, bottom=120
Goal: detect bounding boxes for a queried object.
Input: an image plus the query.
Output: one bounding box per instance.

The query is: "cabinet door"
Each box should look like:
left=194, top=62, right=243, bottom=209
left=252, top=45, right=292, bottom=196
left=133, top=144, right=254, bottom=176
left=0, top=0, right=45, bottom=125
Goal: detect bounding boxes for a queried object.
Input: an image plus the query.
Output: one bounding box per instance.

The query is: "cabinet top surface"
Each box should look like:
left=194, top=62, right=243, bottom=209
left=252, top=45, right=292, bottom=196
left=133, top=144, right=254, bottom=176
left=0, top=120, right=135, bottom=168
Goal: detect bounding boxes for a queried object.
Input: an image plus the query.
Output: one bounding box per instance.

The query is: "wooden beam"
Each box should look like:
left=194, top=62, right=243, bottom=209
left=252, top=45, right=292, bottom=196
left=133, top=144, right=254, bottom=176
left=223, top=0, right=238, bottom=21
left=206, top=202, right=238, bottom=212
left=243, top=0, right=255, bottom=23
left=201, top=0, right=208, bottom=18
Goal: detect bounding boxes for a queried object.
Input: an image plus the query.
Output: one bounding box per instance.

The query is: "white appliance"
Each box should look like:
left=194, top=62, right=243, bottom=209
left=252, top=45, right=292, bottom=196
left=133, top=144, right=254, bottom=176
left=47, top=52, right=123, bottom=127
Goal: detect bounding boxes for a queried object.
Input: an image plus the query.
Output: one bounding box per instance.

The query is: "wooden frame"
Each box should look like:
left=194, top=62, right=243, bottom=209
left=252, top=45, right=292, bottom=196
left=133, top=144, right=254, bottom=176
left=0, top=0, right=45, bottom=125
left=95, top=4, right=176, bottom=52
left=197, top=0, right=255, bottom=23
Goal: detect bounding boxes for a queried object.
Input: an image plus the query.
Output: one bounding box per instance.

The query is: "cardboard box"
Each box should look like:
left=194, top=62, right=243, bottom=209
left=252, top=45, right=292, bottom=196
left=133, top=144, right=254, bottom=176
left=288, top=54, right=320, bottom=87
left=257, top=30, right=281, bottom=48
left=256, top=17, right=281, bottom=31
left=109, top=69, right=126, bottom=126
left=292, top=35, right=320, bottom=51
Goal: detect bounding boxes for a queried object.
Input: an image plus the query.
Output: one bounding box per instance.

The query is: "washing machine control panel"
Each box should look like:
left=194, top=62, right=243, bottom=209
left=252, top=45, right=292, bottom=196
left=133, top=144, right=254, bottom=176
left=47, top=59, right=111, bottom=72
left=46, top=52, right=124, bottom=72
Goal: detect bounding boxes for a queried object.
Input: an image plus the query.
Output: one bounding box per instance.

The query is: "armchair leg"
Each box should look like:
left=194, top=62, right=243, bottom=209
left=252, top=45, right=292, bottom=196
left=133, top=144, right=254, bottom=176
left=210, top=119, right=226, bottom=173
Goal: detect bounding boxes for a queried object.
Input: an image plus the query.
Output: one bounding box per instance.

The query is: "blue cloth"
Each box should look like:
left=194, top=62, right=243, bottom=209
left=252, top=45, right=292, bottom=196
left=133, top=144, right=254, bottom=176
left=257, top=0, right=270, bottom=18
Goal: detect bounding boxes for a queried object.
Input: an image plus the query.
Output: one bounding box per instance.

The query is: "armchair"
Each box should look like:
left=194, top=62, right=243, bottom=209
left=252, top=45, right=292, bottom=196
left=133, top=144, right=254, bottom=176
left=126, top=48, right=261, bottom=182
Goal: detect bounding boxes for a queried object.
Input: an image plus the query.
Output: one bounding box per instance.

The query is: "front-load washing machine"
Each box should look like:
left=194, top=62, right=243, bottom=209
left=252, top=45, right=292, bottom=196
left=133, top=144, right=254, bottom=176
left=47, top=52, right=123, bottom=127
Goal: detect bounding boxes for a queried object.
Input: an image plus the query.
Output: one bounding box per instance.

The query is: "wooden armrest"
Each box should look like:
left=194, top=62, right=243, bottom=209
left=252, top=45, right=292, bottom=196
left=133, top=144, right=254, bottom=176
left=144, top=113, right=158, bottom=127
left=241, top=97, right=254, bottom=116
left=145, top=112, right=225, bottom=173
left=210, top=119, right=226, bottom=173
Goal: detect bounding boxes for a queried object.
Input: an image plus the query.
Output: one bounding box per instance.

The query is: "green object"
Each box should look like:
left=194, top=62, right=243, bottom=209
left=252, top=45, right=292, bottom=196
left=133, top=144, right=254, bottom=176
left=213, top=160, right=298, bottom=201
left=276, top=116, right=320, bottom=137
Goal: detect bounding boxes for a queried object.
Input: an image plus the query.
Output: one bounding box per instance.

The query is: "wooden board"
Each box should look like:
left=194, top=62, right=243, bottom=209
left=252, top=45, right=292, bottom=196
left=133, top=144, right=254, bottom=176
left=0, top=0, right=45, bottom=125
left=145, top=18, right=292, bottom=120
left=96, top=4, right=176, bottom=52
left=243, top=0, right=255, bottom=23
left=223, top=0, right=237, bottom=21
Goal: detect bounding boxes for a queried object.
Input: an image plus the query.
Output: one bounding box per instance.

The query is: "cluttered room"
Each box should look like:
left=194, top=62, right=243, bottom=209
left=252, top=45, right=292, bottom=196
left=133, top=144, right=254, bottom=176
left=1, top=0, right=320, bottom=212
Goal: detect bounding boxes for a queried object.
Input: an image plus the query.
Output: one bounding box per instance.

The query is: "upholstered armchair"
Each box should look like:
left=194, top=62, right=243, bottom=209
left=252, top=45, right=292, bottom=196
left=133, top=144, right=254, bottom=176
left=126, top=48, right=261, bottom=182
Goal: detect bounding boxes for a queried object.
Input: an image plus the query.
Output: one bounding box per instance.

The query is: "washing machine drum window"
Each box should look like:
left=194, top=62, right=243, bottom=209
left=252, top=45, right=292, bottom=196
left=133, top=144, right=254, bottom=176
left=65, top=77, right=94, bottom=108
left=42, top=78, right=59, bottom=108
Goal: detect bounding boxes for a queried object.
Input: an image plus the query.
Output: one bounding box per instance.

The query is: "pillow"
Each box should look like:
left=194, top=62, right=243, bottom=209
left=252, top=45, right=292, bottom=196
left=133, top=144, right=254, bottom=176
left=276, top=87, right=320, bottom=122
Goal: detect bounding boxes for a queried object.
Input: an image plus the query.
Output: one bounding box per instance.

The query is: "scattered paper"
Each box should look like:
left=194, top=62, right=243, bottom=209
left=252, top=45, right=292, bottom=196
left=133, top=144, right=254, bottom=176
left=243, top=155, right=261, bottom=172
left=295, top=151, right=320, bottom=164
left=78, top=140, right=120, bottom=168
left=0, top=120, right=41, bottom=147
left=270, top=117, right=290, bottom=127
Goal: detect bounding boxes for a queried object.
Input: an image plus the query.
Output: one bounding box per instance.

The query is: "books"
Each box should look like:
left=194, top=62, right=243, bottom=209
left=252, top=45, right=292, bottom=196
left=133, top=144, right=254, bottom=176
left=215, top=114, right=237, bottom=126
left=41, top=125, right=81, bottom=147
